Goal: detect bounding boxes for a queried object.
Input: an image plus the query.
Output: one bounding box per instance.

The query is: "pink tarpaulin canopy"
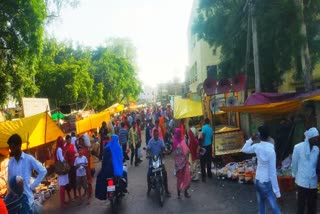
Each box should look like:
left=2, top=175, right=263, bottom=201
left=244, top=89, right=320, bottom=106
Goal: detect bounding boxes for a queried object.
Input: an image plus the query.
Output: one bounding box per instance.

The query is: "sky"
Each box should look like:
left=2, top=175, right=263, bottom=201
left=47, top=0, right=194, bottom=87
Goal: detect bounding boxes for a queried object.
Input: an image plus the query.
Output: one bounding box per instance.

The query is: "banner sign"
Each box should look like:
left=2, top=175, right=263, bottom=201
left=22, top=98, right=50, bottom=117
left=214, top=130, right=245, bottom=156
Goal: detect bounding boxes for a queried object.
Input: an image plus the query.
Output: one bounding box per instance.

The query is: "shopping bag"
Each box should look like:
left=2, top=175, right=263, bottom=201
left=54, top=161, right=70, bottom=175
left=137, top=148, right=143, bottom=159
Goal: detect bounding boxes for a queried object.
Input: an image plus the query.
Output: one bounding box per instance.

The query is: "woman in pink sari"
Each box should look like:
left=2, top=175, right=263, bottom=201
left=174, top=128, right=191, bottom=198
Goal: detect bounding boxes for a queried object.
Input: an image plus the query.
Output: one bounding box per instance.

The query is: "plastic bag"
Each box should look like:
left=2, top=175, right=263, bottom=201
left=82, top=132, right=91, bottom=147
left=137, top=148, right=143, bottom=159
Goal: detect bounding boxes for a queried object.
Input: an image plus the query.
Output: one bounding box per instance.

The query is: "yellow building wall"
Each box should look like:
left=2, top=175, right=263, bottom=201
left=279, top=64, right=320, bottom=92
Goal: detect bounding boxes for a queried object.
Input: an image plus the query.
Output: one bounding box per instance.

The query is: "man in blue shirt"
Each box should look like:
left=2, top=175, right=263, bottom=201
left=146, top=129, right=171, bottom=197
left=200, top=118, right=213, bottom=182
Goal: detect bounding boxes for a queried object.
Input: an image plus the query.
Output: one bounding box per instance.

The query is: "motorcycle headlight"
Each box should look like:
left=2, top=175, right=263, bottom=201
left=152, top=159, right=160, bottom=168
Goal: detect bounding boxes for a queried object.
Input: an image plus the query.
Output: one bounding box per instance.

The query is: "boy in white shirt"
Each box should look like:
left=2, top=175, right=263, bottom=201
left=74, top=147, right=89, bottom=204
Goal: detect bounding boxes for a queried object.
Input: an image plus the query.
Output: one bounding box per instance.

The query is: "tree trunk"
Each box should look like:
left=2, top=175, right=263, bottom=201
left=251, top=2, right=261, bottom=93
left=296, top=0, right=313, bottom=91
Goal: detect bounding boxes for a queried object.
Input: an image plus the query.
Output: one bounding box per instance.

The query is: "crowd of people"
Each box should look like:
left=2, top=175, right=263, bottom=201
left=3, top=104, right=320, bottom=214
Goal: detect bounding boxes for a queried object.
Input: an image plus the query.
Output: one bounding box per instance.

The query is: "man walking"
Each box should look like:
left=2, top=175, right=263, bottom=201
left=7, top=134, right=47, bottom=211
left=292, top=127, right=319, bottom=214
left=200, top=118, right=213, bottom=182
left=128, top=121, right=139, bottom=166
left=119, top=122, right=129, bottom=162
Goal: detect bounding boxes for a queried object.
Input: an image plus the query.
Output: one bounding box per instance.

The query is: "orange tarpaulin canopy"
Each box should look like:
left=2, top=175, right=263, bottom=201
left=220, top=94, right=320, bottom=114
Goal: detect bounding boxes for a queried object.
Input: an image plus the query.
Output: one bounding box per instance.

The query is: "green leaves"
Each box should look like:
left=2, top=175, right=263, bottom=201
left=193, top=0, right=320, bottom=92
left=36, top=38, right=141, bottom=110
left=0, top=0, right=46, bottom=105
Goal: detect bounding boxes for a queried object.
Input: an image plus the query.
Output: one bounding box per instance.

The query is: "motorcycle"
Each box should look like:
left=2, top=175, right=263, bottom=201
left=149, top=155, right=165, bottom=206
left=106, top=169, right=128, bottom=213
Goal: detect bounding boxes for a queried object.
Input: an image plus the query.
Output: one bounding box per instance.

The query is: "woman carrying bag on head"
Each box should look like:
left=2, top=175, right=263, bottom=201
left=55, top=136, right=69, bottom=208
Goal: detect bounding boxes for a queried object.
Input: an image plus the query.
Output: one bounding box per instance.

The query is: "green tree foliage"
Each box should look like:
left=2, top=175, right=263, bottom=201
left=90, top=47, right=142, bottom=108
left=0, top=0, right=47, bottom=105
left=104, top=38, right=137, bottom=65
left=36, top=39, right=95, bottom=107
left=36, top=38, right=141, bottom=110
left=193, top=0, right=320, bottom=92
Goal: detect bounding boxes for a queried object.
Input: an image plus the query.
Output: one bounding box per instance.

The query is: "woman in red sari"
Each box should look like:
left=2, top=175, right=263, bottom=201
left=174, top=128, right=191, bottom=198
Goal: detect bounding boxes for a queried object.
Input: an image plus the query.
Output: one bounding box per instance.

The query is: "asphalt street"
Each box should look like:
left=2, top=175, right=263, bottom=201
left=43, top=133, right=303, bottom=214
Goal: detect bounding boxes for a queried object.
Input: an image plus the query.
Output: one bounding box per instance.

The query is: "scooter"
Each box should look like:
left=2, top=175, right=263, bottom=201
left=149, top=155, right=165, bottom=206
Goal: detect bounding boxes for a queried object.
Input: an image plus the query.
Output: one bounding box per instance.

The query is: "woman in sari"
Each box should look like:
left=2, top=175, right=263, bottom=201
left=4, top=176, right=32, bottom=214
left=174, top=128, right=191, bottom=198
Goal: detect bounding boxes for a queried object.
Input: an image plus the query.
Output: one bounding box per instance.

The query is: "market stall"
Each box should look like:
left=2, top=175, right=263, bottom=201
left=0, top=112, right=64, bottom=200
left=215, top=90, right=320, bottom=192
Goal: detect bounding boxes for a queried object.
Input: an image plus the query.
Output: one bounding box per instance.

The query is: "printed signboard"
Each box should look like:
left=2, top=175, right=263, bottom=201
left=214, top=130, right=245, bottom=156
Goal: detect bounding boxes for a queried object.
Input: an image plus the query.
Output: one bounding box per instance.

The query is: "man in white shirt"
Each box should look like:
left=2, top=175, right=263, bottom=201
left=292, top=127, right=319, bottom=214
left=242, top=125, right=281, bottom=214
left=7, top=134, right=47, bottom=210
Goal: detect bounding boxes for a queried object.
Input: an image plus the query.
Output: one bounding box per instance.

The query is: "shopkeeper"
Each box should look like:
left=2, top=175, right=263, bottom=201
left=7, top=134, right=47, bottom=211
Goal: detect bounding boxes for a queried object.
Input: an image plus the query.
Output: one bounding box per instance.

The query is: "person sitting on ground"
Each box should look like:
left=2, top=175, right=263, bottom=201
left=5, top=176, right=32, bottom=214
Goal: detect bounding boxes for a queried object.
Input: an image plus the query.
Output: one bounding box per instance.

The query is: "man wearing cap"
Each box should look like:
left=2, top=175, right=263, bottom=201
left=7, top=134, right=47, bottom=211
left=292, top=127, right=320, bottom=214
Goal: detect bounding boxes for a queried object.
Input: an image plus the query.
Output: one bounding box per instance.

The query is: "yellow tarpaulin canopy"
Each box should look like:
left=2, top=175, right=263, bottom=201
left=76, top=111, right=110, bottom=134
left=220, top=94, right=320, bottom=114
left=103, top=103, right=124, bottom=114
left=174, top=97, right=203, bottom=119
left=0, top=112, right=64, bottom=150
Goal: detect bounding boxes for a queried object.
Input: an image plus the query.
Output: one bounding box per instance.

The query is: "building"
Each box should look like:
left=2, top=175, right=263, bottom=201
left=186, top=0, right=220, bottom=93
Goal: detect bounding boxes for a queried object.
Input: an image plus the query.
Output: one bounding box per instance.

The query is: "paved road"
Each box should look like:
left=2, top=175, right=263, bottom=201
left=44, top=133, right=300, bottom=214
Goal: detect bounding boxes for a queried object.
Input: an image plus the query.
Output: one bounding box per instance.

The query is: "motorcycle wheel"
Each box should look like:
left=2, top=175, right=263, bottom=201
left=110, top=198, right=115, bottom=213
left=164, top=144, right=173, bottom=155
left=156, top=183, right=165, bottom=207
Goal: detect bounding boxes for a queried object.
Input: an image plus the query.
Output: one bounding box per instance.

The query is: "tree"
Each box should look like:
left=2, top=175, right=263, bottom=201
left=0, top=0, right=80, bottom=106
left=0, top=0, right=47, bottom=105
left=36, top=39, right=95, bottom=108
left=90, top=46, right=142, bottom=108
left=36, top=39, right=142, bottom=110
left=104, top=38, right=137, bottom=65
left=193, top=0, right=320, bottom=92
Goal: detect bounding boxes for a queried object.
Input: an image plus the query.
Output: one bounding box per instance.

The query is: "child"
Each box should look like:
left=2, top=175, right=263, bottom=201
left=74, top=147, right=89, bottom=205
